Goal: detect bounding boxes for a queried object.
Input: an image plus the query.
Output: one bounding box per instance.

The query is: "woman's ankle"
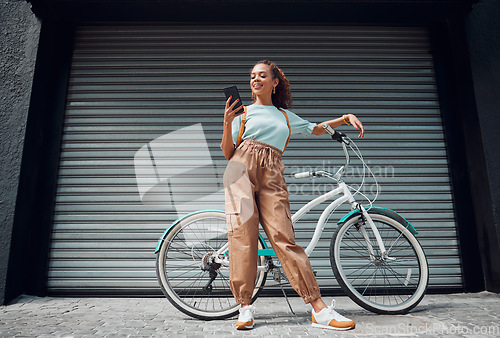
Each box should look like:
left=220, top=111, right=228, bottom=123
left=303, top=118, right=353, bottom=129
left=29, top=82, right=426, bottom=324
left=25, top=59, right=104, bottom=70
left=310, top=298, right=327, bottom=313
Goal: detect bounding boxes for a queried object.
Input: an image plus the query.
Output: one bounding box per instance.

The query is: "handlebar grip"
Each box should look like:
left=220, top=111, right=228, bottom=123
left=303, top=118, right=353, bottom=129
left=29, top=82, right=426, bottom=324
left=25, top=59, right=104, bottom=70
left=322, top=124, right=350, bottom=144
left=293, top=171, right=311, bottom=179
left=322, top=123, right=336, bottom=135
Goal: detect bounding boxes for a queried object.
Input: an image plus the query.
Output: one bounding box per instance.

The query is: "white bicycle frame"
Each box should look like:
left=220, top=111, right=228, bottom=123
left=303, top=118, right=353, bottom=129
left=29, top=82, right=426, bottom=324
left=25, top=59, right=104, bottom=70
left=293, top=180, right=386, bottom=259
left=213, top=148, right=388, bottom=268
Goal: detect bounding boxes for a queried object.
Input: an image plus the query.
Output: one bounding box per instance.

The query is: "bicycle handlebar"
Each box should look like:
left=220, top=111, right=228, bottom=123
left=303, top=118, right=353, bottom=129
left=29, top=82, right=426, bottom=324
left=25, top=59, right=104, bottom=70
left=292, top=126, right=352, bottom=181
left=322, top=124, right=350, bottom=145
left=293, top=171, right=312, bottom=179
left=292, top=126, right=354, bottom=181
left=293, top=171, right=329, bottom=179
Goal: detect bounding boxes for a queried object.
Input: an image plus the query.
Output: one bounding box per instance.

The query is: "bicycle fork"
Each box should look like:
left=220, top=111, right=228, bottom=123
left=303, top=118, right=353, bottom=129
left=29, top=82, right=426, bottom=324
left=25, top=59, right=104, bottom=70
left=340, top=181, right=392, bottom=263
left=357, top=206, right=395, bottom=263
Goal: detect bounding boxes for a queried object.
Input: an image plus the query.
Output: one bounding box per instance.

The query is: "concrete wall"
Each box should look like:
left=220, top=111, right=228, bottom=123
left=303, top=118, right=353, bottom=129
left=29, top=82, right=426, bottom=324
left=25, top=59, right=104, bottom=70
left=465, top=0, right=500, bottom=292
left=0, top=0, right=41, bottom=304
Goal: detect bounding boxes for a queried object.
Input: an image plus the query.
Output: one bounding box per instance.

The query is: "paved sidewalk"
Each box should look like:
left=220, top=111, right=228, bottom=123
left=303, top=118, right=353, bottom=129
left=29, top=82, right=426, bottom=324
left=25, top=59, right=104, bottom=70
left=1, top=292, right=499, bottom=337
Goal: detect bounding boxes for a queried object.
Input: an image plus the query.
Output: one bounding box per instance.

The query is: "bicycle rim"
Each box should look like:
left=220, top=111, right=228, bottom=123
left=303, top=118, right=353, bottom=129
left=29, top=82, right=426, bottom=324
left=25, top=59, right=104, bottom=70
left=156, top=211, right=266, bottom=320
left=331, top=213, right=428, bottom=314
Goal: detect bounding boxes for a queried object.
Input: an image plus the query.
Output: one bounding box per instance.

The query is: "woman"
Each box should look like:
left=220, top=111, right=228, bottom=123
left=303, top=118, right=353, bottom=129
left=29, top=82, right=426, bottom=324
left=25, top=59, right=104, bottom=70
left=221, top=60, right=364, bottom=331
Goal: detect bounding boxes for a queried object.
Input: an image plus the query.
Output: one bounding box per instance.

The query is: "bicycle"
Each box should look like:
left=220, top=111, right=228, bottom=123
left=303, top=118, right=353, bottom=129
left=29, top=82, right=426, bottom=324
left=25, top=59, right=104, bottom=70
left=155, top=124, right=429, bottom=320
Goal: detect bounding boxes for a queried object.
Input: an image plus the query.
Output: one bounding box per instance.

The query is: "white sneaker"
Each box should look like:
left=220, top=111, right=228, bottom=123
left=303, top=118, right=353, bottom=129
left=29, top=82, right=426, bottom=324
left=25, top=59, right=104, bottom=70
left=236, top=305, right=255, bottom=330
left=311, top=300, right=355, bottom=331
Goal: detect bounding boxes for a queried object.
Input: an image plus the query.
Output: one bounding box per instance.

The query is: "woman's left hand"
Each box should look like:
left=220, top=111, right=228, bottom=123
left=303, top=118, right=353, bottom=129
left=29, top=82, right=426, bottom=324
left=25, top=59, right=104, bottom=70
left=345, top=114, right=365, bottom=138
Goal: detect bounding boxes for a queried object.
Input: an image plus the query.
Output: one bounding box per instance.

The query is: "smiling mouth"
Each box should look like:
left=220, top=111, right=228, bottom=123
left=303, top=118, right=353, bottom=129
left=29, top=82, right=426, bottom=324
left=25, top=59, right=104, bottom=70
left=253, top=83, right=263, bottom=89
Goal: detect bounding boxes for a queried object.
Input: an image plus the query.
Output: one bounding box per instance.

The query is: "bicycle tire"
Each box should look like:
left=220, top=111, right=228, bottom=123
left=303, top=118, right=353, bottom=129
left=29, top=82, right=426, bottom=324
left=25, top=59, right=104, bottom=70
left=331, top=212, right=429, bottom=314
left=156, top=211, right=267, bottom=320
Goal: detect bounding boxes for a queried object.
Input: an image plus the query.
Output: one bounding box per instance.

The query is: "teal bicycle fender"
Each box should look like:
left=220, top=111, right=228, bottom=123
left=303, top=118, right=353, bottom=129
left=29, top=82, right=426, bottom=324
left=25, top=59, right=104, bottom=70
left=338, top=206, right=418, bottom=235
left=154, top=210, right=271, bottom=254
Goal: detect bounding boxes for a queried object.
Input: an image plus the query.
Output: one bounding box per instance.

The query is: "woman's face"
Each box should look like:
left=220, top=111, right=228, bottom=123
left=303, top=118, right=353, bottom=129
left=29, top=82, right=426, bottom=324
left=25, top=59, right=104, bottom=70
left=250, top=64, right=279, bottom=97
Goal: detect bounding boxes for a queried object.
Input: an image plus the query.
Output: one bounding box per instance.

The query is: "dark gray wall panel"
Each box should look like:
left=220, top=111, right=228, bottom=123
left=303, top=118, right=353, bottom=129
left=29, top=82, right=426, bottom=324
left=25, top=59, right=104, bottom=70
left=0, top=0, right=41, bottom=304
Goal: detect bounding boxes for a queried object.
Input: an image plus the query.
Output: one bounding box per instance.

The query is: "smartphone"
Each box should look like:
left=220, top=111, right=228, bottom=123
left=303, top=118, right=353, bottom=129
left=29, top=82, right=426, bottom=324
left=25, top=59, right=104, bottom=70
left=224, top=86, right=244, bottom=113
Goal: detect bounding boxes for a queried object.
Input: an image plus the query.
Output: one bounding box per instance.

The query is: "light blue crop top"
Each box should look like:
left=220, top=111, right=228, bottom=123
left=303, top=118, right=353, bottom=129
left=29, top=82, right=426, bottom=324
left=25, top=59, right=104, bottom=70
left=231, top=104, right=317, bottom=152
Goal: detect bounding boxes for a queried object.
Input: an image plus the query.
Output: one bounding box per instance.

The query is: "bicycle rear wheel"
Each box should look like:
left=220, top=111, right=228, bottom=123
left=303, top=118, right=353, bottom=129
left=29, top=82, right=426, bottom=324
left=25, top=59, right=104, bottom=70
left=156, top=211, right=267, bottom=320
left=331, top=213, right=428, bottom=314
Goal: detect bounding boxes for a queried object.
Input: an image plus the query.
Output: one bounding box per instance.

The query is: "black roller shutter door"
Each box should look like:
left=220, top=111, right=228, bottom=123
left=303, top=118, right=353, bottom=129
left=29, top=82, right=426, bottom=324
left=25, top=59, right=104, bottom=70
left=48, top=24, right=462, bottom=294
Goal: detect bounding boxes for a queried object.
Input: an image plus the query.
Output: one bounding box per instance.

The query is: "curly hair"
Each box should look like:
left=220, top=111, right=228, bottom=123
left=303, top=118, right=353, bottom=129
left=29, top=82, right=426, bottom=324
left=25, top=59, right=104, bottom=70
left=252, top=60, right=293, bottom=110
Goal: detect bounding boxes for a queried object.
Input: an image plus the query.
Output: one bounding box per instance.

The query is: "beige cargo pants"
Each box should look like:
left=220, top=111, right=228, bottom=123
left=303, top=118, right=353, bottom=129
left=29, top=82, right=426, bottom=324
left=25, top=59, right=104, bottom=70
left=223, top=139, right=321, bottom=305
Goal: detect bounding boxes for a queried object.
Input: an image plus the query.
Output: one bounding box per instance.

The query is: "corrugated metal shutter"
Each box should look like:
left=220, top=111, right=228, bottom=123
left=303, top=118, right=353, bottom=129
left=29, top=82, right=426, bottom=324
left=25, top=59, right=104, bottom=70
left=48, top=24, right=462, bottom=295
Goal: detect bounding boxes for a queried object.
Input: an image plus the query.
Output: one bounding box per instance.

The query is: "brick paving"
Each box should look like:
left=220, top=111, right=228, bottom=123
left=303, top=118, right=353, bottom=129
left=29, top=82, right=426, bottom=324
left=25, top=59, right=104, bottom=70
left=1, top=292, right=500, bottom=337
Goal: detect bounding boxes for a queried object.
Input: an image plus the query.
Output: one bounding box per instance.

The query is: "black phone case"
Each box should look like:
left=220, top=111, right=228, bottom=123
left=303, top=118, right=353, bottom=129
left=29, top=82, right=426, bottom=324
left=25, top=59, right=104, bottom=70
left=224, top=86, right=244, bottom=111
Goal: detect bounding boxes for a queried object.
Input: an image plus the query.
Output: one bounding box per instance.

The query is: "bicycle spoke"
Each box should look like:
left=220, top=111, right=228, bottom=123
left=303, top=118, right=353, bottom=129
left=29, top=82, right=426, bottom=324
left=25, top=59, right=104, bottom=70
left=156, top=212, right=267, bottom=319
left=332, top=214, right=428, bottom=314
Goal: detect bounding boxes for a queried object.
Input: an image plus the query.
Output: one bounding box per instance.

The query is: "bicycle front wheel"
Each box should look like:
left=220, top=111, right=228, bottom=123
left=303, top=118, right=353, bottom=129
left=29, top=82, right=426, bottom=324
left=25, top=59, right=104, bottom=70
left=331, top=213, right=429, bottom=314
left=156, top=211, right=267, bottom=320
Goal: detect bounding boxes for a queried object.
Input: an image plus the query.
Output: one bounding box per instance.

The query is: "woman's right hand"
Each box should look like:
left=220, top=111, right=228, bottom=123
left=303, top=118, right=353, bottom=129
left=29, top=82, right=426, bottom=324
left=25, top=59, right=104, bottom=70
left=224, top=96, right=245, bottom=123
left=221, top=97, right=244, bottom=160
